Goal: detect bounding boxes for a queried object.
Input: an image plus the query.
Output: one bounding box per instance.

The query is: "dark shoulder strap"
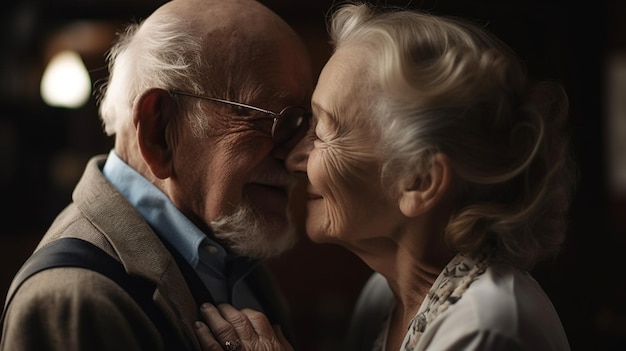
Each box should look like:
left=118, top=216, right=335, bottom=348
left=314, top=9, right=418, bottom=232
left=1, top=237, right=185, bottom=350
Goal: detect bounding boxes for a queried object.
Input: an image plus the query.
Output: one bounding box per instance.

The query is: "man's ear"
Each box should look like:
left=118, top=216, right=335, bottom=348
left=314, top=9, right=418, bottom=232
left=398, top=153, right=453, bottom=217
left=134, top=88, right=176, bottom=179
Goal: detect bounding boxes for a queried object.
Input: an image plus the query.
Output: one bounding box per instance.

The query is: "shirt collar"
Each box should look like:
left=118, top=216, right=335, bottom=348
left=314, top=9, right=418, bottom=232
left=101, top=150, right=226, bottom=268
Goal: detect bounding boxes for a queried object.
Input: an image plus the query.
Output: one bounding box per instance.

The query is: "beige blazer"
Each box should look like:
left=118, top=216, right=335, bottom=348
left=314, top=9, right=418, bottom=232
left=1, top=155, right=288, bottom=350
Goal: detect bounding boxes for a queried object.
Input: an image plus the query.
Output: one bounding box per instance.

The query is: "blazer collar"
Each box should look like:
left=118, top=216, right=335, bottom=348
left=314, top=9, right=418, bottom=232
left=72, top=154, right=202, bottom=349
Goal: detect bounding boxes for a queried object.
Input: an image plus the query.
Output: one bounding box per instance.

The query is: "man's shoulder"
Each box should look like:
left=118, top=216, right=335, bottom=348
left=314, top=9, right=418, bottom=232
left=40, top=205, right=116, bottom=254
left=2, top=267, right=162, bottom=351
left=10, top=266, right=137, bottom=307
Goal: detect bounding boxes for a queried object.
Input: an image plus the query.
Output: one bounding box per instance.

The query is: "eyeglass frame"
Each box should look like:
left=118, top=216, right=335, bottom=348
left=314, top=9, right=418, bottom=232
left=169, top=90, right=310, bottom=144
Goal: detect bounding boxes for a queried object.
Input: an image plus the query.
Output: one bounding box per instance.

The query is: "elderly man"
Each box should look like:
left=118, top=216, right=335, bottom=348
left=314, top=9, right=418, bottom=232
left=1, top=0, right=313, bottom=349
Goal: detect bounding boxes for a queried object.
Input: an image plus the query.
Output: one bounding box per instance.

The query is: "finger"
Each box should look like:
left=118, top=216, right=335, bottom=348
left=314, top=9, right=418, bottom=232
left=273, top=325, right=295, bottom=351
left=241, top=308, right=274, bottom=337
left=199, top=303, right=240, bottom=347
left=217, top=304, right=258, bottom=340
left=194, top=321, right=224, bottom=351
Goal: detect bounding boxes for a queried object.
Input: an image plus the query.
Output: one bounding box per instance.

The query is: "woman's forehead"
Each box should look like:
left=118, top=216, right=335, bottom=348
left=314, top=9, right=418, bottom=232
left=314, top=49, right=370, bottom=120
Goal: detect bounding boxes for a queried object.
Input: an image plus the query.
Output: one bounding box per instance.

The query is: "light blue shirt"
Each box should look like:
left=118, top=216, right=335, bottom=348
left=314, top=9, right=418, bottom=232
left=102, top=150, right=262, bottom=310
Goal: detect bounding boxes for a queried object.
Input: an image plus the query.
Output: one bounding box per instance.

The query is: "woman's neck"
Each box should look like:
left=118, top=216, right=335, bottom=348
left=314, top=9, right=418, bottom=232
left=351, top=226, right=455, bottom=350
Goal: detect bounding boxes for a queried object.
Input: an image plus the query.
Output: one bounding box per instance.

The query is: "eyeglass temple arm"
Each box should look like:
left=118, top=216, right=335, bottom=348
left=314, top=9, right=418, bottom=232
left=169, top=90, right=277, bottom=116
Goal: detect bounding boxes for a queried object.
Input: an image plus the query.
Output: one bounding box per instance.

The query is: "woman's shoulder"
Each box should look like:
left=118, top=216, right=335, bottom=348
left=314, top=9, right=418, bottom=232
left=465, top=264, right=550, bottom=311
left=425, top=264, right=570, bottom=350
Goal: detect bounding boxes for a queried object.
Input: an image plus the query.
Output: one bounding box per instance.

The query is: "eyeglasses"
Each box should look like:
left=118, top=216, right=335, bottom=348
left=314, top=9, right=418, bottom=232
left=169, top=90, right=310, bottom=145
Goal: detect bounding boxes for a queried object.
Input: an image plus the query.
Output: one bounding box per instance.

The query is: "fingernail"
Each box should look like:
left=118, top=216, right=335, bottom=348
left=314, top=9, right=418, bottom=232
left=201, top=303, right=212, bottom=310
left=194, top=321, right=204, bottom=329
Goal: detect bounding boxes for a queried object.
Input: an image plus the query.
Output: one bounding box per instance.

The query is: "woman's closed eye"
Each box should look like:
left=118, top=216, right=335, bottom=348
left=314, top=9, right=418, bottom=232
left=314, top=119, right=338, bottom=143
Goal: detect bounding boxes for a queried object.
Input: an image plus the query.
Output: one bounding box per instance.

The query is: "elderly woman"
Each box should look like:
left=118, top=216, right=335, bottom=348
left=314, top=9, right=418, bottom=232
left=195, top=3, right=576, bottom=351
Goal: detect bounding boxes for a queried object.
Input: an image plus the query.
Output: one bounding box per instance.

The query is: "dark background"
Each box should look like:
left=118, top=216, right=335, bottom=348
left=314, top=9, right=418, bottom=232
left=1, top=0, right=625, bottom=350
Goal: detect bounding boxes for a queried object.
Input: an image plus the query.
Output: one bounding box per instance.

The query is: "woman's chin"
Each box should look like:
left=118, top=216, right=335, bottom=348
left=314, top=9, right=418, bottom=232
left=305, top=229, right=345, bottom=246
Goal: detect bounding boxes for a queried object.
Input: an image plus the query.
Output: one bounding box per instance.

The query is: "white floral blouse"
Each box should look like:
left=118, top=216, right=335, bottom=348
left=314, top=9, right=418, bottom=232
left=355, top=252, right=570, bottom=351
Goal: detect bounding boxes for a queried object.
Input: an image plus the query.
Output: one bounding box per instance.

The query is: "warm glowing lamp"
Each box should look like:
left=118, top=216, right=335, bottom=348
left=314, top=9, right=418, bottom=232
left=40, top=50, right=91, bottom=108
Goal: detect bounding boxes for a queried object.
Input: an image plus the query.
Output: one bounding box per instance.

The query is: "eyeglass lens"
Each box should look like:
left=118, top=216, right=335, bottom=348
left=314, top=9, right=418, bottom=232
left=272, top=107, right=310, bottom=145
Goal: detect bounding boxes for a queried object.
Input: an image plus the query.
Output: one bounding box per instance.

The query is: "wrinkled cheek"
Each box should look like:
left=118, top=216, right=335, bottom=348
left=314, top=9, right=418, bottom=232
left=305, top=151, right=363, bottom=240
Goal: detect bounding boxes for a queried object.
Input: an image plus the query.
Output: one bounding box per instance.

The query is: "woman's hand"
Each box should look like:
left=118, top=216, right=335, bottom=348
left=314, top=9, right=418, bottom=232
left=195, top=303, right=294, bottom=351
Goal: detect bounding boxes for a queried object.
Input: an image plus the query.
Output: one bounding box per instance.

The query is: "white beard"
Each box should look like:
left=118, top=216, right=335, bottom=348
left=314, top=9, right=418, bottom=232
left=210, top=202, right=298, bottom=259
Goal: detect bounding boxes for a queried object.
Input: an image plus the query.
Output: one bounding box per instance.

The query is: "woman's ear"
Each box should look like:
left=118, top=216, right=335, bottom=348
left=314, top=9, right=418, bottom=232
left=134, top=88, right=177, bottom=179
left=398, top=153, right=453, bottom=217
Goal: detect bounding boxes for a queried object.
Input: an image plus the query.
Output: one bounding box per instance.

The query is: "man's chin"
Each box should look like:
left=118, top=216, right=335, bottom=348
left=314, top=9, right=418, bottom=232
left=217, top=225, right=298, bottom=259
left=211, top=204, right=298, bottom=259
